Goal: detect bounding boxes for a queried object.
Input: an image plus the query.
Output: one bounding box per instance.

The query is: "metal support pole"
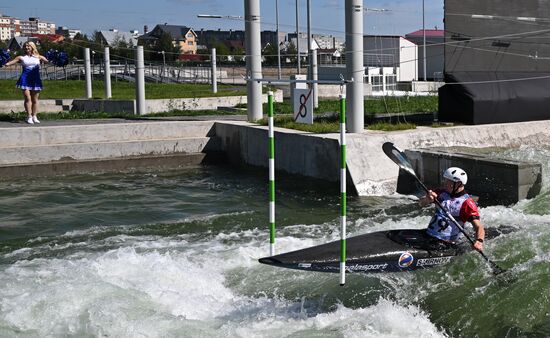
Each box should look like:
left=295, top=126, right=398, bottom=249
left=345, top=0, right=364, bottom=133
left=135, top=46, right=146, bottom=115
left=339, top=94, right=347, bottom=286
left=312, top=48, right=318, bottom=108
left=268, top=91, right=276, bottom=256
left=245, top=0, right=263, bottom=121
left=84, top=48, right=92, bottom=99
left=307, top=0, right=312, bottom=80
left=161, top=50, right=165, bottom=83
left=422, top=0, right=427, bottom=81
left=104, top=47, right=112, bottom=99
left=295, top=0, right=301, bottom=74
left=276, top=0, right=282, bottom=80
left=211, top=48, right=217, bottom=93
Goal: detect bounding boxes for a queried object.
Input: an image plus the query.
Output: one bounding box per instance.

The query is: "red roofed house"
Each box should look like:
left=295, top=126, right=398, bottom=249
left=405, top=29, right=444, bottom=81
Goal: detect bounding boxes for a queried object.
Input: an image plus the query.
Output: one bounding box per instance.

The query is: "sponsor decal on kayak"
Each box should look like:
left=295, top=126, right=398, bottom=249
left=347, top=263, right=389, bottom=272
left=416, top=256, right=453, bottom=267
left=298, top=263, right=312, bottom=268
left=398, top=252, right=414, bottom=268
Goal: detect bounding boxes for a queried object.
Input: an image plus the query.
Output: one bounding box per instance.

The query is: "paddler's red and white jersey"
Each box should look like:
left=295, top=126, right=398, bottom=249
left=426, top=190, right=480, bottom=241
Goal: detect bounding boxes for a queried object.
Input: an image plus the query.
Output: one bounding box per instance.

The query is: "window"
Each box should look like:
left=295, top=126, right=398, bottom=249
left=188, top=41, right=193, bottom=46
left=187, top=33, right=193, bottom=38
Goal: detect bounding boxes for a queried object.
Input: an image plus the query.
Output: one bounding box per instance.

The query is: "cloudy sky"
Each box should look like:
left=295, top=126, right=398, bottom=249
left=1, top=0, right=444, bottom=36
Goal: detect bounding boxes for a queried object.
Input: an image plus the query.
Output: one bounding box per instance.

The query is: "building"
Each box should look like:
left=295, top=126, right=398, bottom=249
left=19, top=17, right=55, bottom=36
left=96, top=29, right=138, bottom=47
left=313, top=34, right=344, bottom=51
left=363, top=35, right=418, bottom=83
left=7, top=36, right=39, bottom=50
left=139, top=24, right=197, bottom=55
left=286, top=32, right=321, bottom=55
left=196, top=29, right=245, bottom=49
left=404, top=29, right=444, bottom=81
left=56, top=26, right=82, bottom=39
left=0, top=14, right=20, bottom=41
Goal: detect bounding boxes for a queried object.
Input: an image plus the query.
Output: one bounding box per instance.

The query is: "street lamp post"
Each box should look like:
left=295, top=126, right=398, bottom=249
left=159, top=50, right=165, bottom=83
left=276, top=0, right=281, bottom=79
left=422, top=0, right=427, bottom=81
left=295, top=0, right=300, bottom=74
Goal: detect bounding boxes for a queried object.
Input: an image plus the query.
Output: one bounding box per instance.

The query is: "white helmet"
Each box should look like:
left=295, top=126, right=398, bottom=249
left=443, top=167, right=468, bottom=185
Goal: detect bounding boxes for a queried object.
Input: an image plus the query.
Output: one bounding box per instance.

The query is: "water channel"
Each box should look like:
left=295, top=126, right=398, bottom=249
left=0, top=146, right=549, bottom=337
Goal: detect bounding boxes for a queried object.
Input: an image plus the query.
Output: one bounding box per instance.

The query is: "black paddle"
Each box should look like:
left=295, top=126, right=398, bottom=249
left=382, top=142, right=506, bottom=275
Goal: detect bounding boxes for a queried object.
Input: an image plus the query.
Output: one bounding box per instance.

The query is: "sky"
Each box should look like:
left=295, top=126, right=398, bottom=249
left=1, top=0, right=444, bottom=37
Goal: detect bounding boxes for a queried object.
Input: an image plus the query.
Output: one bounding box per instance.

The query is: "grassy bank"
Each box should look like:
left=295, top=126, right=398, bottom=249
left=259, top=115, right=421, bottom=133
left=0, top=109, right=241, bottom=122
left=252, top=96, right=438, bottom=116
left=0, top=80, right=246, bottom=100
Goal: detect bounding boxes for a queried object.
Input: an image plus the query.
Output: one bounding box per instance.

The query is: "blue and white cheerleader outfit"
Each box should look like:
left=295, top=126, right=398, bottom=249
left=16, top=55, right=43, bottom=91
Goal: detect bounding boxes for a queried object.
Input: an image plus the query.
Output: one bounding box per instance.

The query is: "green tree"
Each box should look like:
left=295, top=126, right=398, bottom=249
left=141, top=30, right=180, bottom=62
left=263, top=43, right=278, bottom=65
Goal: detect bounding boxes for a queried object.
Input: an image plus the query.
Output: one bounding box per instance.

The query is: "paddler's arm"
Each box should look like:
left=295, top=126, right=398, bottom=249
left=419, top=190, right=438, bottom=207
left=471, top=218, right=485, bottom=251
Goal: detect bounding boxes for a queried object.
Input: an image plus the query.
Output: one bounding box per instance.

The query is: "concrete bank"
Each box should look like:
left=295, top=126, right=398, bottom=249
left=0, top=91, right=284, bottom=115
left=1, top=119, right=549, bottom=201
left=215, top=120, right=550, bottom=198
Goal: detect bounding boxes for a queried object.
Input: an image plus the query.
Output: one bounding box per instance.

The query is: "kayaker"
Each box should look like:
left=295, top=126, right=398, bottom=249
left=419, top=167, right=485, bottom=251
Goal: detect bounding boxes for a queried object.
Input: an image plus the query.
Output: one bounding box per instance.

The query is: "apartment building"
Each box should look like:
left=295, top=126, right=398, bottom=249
left=0, top=14, right=20, bottom=41
left=19, top=17, right=56, bottom=36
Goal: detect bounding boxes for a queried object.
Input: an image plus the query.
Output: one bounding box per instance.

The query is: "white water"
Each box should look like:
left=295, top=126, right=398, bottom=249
left=1, top=145, right=550, bottom=337
left=0, top=221, right=447, bottom=337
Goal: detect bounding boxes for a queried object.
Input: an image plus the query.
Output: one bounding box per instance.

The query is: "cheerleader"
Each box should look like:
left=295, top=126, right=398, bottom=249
left=4, top=41, right=49, bottom=124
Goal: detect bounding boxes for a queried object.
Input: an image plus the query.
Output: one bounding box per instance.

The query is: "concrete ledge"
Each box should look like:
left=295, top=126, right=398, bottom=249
left=396, top=149, right=542, bottom=206
left=215, top=121, right=348, bottom=184
left=0, top=152, right=226, bottom=179
left=0, top=137, right=221, bottom=165
left=69, top=90, right=284, bottom=114
left=0, top=121, right=216, bottom=147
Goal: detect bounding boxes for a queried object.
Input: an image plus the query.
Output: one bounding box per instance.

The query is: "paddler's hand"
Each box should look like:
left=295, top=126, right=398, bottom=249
left=419, top=190, right=438, bottom=207
left=473, top=238, right=484, bottom=251
left=427, top=190, right=437, bottom=202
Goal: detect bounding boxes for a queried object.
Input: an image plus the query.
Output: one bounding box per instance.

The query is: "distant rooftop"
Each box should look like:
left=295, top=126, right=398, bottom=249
left=406, top=29, right=444, bottom=38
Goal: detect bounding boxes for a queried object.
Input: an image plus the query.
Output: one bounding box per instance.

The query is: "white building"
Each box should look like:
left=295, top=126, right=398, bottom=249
left=363, top=35, right=418, bottom=83
left=20, top=17, right=55, bottom=36
left=0, top=14, right=20, bottom=41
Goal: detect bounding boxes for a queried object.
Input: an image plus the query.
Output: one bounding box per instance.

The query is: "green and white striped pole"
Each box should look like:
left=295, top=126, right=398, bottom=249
left=268, top=91, right=276, bottom=256
left=339, top=93, right=347, bottom=286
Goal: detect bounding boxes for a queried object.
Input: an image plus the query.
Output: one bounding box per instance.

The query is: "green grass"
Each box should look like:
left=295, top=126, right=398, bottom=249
left=259, top=115, right=419, bottom=133
left=0, top=80, right=246, bottom=100
left=0, top=109, right=238, bottom=122
left=238, top=96, right=438, bottom=116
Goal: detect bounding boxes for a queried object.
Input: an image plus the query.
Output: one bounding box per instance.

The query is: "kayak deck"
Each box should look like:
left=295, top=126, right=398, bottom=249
left=259, top=228, right=511, bottom=273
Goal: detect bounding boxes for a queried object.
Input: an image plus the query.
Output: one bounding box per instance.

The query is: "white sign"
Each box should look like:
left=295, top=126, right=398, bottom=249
left=293, top=88, right=314, bottom=124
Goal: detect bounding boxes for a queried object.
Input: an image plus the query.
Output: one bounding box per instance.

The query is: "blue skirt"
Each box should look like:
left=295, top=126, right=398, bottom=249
left=16, top=66, right=43, bottom=91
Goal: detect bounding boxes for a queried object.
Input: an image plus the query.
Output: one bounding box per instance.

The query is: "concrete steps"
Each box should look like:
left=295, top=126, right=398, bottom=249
left=0, top=99, right=73, bottom=113
left=0, top=120, right=221, bottom=177
left=0, top=121, right=216, bottom=147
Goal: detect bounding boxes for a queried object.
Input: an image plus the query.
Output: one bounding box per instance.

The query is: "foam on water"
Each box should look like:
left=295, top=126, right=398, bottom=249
left=0, top=224, right=447, bottom=337
left=2, top=146, right=550, bottom=337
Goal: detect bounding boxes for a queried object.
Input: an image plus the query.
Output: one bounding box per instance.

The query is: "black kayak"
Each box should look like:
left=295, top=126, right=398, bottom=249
left=259, top=227, right=512, bottom=273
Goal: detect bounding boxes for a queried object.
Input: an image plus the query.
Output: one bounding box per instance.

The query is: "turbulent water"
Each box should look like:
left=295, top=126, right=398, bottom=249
left=1, top=146, right=550, bottom=337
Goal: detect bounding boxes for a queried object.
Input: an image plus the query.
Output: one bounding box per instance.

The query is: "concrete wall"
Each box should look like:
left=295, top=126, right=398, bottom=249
left=215, top=121, right=342, bottom=182
left=397, top=149, right=542, bottom=206
left=70, top=90, right=284, bottom=114
left=215, top=119, right=550, bottom=200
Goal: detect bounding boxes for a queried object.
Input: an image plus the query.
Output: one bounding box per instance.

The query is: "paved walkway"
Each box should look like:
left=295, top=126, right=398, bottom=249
left=0, top=115, right=248, bottom=128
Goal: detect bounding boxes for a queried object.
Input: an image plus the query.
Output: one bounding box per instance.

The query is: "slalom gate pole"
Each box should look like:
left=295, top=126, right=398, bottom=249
left=339, top=94, right=347, bottom=286
left=268, top=91, right=276, bottom=256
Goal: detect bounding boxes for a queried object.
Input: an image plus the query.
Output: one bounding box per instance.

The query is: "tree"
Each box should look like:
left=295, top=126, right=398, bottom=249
left=141, top=30, right=180, bottom=62
left=263, top=43, right=278, bottom=65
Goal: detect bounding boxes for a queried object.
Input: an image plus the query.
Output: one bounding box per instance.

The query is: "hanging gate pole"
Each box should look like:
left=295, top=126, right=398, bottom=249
left=268, top=91, right=276, bottom=256
left=339, top=94, right=347, bottom=286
